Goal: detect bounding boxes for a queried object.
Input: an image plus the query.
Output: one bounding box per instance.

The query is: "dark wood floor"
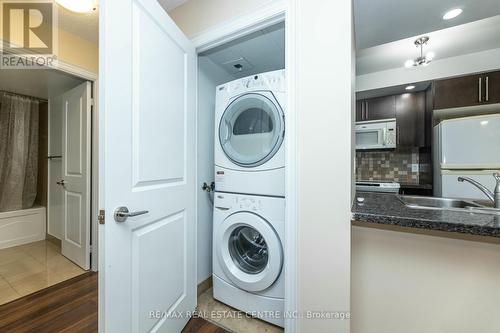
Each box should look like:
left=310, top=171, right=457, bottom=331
left=0, top=272, right=228, bottom=333
left=0, top=272, right=98, bottom=333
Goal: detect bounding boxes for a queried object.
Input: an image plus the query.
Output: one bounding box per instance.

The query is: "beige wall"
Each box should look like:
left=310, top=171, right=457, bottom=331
left=4, top=20, right=98, bottom=74
left=169, top=0, right=277, bottom=36
left=58, top=29, right=98, bottom=74
left=352, top=226, right=500, bottom=333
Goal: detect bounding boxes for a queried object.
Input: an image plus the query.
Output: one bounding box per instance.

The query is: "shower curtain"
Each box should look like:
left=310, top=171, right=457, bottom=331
left=0, top=92, right=39, bottom=212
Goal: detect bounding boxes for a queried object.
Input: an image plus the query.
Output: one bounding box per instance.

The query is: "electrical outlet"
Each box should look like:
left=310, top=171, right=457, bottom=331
left=411, top=164, right=419, bottom=172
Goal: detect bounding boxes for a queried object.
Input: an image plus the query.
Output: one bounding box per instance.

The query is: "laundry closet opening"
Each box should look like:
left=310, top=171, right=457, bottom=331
left=196, top=21, right=286, bottom=332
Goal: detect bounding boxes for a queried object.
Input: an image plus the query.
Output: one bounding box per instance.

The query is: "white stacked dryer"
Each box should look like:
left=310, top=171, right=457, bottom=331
left=214, top=70, right=285, bottom=197
left=213, top=70, right=286, bottom=327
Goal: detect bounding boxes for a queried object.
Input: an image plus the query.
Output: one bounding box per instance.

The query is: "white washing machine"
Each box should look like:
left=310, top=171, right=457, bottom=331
left=212, top=192, right=285, bottom=327
left=214, top=70, right=285, bottom=197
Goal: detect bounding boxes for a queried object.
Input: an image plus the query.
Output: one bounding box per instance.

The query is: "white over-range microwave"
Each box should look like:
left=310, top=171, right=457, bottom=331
left=355, top=119, right=397, bottom=150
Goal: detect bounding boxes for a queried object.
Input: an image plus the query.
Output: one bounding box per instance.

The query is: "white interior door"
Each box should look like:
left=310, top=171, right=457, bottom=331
left=48, top=95, right=63, bottom=240
left=60, top=81, right=92, bottom=270
left=100, top=0, right=197, bottom=332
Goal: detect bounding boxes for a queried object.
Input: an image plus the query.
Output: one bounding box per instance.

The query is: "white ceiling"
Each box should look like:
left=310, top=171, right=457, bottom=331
left=157, top=0, right=188, bottom=12
left=200, top=23, right=285, bottom=79
left=357, top=15, right=500, bottom=75
left=0, top=68, right=85, bottom=100
left=354, top=0, right=500, bottom=50
left=57, top=5, right=99, bottom=44
left=356, top=81, right=431, bottom=100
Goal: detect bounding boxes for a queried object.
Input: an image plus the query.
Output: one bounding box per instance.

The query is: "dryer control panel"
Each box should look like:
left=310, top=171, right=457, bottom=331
left=215, top=69, right=285, bottom=101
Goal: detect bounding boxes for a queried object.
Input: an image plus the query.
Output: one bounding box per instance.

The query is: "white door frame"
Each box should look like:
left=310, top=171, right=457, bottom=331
left=191, top=1, right=298, bottom=332
left=46, top=60, right=100, bottom=272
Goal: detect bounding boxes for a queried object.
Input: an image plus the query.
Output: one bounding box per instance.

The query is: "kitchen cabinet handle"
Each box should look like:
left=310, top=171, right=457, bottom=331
left=479, top=77, right=482, bottom=102
left=397, top=125, right=400, bottom=145
left=486, top=76, right=489, bottom=102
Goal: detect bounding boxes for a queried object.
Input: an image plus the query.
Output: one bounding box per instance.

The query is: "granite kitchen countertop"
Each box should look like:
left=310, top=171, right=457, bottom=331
left=352, top=192, right=500, bottom=238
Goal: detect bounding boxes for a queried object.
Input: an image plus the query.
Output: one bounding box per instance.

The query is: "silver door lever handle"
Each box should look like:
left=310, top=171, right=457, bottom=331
left=114, top=206, right=149, bottom=222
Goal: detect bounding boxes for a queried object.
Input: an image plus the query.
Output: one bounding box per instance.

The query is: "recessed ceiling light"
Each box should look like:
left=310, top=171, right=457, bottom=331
left=406, top=85, right=416, bottom=90
left=443, top=8, right=463, bottom=20
left=55, top=0, right=98, bottom=13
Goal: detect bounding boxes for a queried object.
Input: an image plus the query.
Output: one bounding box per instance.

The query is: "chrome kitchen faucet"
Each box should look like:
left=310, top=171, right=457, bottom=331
left=457, top=173, right=500, bottom=209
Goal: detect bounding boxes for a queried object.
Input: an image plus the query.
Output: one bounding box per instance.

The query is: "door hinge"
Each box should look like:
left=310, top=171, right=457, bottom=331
left=90, top=98, right=95, bottom=107
left=98, top=209, right=105, bottom=224
left=89, top=245, right=93, bottom=254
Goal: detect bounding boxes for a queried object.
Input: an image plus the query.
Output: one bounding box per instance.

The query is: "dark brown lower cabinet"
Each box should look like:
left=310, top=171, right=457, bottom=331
left=396, top=92, right=426, bottom=148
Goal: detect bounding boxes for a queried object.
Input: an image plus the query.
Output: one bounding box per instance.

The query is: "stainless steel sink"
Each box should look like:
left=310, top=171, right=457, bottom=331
left=397, top=195, right=482, bottom=210
left=397, top=195, right=500, bottom=215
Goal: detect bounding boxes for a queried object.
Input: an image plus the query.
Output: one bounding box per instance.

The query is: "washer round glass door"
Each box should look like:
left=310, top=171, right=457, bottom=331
left=219, top=92, right=284, bottom=167
left=216, top=212, right=283, bottom=292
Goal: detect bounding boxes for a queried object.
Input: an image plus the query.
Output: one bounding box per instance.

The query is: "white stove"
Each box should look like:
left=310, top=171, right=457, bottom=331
left=356, top=181, right=401, bottom=193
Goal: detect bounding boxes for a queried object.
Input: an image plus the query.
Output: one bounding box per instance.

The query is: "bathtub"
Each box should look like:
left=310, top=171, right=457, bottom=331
left=0, top=206, right=46, bottom=249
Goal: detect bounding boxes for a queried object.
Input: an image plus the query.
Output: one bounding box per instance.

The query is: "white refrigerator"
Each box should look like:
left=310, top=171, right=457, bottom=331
left=433, top=114, right=500, bottom=200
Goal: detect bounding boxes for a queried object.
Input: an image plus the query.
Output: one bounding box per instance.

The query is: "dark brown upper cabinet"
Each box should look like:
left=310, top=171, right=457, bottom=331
left=356, top=100, right=364, bottom=122
left=486, top=70, right=500, bottom=104
left=356, top=95, right=396, bottom=121
left=433, top=70, right=500, bottom=109
left=395, top=92, right=426, bottom=148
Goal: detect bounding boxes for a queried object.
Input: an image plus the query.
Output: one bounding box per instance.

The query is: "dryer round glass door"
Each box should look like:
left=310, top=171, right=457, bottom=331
left=219, top=92, right=284, bottom=167
left=216, top=212, right=283, bottom=292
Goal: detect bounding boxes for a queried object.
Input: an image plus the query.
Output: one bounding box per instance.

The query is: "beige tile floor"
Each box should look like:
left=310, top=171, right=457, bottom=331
left=197, top=288, right=284, bottom=333
left=0, top=240, right=86, bottom=305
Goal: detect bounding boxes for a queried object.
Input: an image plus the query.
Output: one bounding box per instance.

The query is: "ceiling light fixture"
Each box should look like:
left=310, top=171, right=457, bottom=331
left=55, top=0, right=98, bottom=13
left=405, top=85, right=416, bottom=90
left=404, top=37, right=435, bottom=68
left=443, top=8, right=463, bottom=20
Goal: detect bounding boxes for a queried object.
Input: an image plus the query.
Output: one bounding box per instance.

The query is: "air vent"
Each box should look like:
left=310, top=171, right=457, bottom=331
left=221, top=57, right=254, bottom=75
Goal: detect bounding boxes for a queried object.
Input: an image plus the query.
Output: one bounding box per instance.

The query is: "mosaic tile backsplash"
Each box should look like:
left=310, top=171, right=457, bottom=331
left=356, top=148, right=432, bottom=185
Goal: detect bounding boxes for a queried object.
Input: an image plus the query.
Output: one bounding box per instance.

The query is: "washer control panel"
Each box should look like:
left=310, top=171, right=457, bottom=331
left=235, top=196, right=262, bottom=212
left=214, top=193, right=263, bottom=212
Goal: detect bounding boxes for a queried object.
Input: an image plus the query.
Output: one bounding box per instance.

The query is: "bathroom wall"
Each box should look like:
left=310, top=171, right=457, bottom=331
left=35, top=102, right=49, bottom=207
left=356, top=149, right=432, bottom=185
